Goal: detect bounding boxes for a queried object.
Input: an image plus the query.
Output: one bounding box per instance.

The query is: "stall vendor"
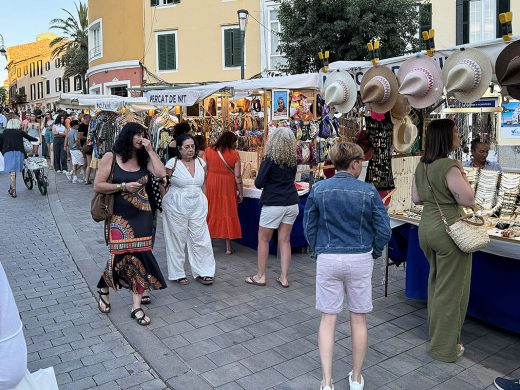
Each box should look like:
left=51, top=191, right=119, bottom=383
left=464, top=138, right=502, bottom=171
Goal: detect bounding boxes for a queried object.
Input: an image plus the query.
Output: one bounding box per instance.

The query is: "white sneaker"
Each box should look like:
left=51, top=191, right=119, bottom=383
left=56, top=170, right=61, bottom=173
left=66, top=171, right=72, bottom=181
left=72, top=177, right=77, bottom=184
left=320, top=380, right=334, bottom=390
left=349, top=372, right=364, bottom=390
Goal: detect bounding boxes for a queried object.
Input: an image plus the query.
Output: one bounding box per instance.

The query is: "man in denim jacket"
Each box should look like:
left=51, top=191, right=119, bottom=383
left=304, top=142, right=391, bottom=390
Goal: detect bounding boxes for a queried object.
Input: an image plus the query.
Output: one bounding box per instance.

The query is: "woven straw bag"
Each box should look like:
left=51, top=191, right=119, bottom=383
left=424, top=164, right=490, bottom=253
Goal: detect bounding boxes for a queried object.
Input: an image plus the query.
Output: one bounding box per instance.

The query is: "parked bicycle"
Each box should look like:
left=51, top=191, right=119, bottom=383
left=22, top=156, right=49, bottom=196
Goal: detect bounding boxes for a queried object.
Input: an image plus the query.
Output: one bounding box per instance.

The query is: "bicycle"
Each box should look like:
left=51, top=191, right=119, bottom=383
left=22, top=156, right=49, bottom=196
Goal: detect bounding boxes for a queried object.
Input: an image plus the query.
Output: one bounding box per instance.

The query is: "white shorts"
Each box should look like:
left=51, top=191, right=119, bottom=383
left=259, top=204, right=299, bottom=229
left=70, top=149, right=84, bottom=166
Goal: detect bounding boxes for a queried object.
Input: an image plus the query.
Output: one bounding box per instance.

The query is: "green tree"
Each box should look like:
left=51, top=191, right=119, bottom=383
left=49, top=1, right=88, bottom=92
left=277, top=0, right=421, bottom=74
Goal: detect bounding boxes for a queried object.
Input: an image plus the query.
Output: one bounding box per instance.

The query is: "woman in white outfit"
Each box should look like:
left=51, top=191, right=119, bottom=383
left=163, top=134, right=216, bottom=285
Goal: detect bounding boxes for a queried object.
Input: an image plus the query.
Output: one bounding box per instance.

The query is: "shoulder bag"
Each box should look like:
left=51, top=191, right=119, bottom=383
left=217, top=150, right=243, bottom=199
left=90, top=153, right=117, bottom=222
left=424, top=163, right=490, bottom=253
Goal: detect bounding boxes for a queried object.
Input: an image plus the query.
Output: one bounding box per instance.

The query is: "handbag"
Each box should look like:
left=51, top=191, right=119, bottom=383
left=424, top=163, right=490, bottom=253
left=82, top=143, right=93, bottom=154
left=90, top=153, right=117, bottom=222
left=217, top=150, right=242, bottom=198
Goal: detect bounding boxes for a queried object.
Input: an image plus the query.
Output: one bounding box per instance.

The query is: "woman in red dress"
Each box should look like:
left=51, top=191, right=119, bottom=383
left=205, top=132, right=243, bottom=254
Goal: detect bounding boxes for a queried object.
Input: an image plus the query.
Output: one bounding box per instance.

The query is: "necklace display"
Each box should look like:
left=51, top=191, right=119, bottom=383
left=387, top=156, right=421, bottom=215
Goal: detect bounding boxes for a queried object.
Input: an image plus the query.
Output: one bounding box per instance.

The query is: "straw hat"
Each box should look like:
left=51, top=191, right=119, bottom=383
left=495, top=41, right=520, bottom=100
left=391, top=115, right=417, bottom=153
left=442, top=48, right=492, bottom=103
left=360, top=65, right=399, bottom=114
left=323, top=70, right=358, bottom=114
left=390, top=94, right=411, bottom=120
left=397, top=55, right=443, bottom=109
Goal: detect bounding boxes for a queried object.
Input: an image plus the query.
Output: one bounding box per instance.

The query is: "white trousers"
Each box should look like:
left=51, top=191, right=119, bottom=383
left=162, top=211, right=216, bottom=280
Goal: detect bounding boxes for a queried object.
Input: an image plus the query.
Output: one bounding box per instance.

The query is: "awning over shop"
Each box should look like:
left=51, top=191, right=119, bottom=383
left=145, top=73, right=321, bottom=106
left=56, top=93, right=154, bottom=112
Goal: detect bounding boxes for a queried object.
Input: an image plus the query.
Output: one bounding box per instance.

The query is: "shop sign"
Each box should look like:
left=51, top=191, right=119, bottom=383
left=470, top=99, right=497, bottom=108
left=95, top=100, right=125, bottom=111
left=146, top=91, right=200, bottom=106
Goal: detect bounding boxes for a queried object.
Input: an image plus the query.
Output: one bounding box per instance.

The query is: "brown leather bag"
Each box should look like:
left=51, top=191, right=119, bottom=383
left=90, top=153, right=117, bottom=222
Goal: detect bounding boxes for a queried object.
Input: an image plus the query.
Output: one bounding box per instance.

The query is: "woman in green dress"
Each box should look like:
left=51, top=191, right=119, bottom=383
left=412, top=119, right=475, bottom=362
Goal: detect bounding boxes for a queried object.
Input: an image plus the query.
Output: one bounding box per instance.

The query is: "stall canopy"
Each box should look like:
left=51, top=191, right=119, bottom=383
left=56, top=93, right=155, bottom=112
left=145, top=73, right=321, bottom=107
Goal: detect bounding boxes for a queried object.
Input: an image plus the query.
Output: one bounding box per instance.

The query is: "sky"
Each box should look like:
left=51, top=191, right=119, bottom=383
left=1, top=0, right=80, bottom=83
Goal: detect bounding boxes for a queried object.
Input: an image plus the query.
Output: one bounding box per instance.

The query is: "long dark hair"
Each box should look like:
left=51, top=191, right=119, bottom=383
left=54, top=115, right=64, bottom=125
left=173, top=122, right=191, bottom=138
left=113, top=122, right=150, bottom=167
left=421, top=119, right=456, bottom=164
left=213, top=131, right=237, bottom=152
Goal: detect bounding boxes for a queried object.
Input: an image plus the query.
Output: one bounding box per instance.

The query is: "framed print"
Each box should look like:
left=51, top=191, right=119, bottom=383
left=499, top=100, right=520, bottom=145
left=205, top=96, right=218, bottom=117
left=272, top=89, right=289, bottom=120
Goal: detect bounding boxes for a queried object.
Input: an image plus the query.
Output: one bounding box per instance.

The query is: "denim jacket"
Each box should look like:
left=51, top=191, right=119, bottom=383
left=303, top=172, right=391, bottom=259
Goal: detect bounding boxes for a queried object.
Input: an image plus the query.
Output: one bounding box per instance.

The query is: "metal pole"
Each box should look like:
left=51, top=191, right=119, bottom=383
left=240, top=30, right=245, bottom=80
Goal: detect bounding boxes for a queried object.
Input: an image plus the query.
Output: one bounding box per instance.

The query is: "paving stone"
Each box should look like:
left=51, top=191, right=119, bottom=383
left=202, top=362, right=252, bottom=387
left=236, top=367, right=287, bottom=389
left=207, top=344, right=253, bottom=367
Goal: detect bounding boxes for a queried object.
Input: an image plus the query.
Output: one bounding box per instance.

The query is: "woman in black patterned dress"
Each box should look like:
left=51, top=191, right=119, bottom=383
left=94, top=123, right=167, bottom=326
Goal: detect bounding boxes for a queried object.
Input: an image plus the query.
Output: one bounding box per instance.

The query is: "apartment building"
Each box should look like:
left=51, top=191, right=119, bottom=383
left=5, top=33, right=84, bottom=111
left=86, top=0, right=285, bottom=95
left=422, top=0, right=519, bottom=49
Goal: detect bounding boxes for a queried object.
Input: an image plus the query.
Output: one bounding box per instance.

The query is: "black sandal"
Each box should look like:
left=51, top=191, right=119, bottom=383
left=174, top=277, right=190, bottom=285
left=196, top=276, right=214, bottom=285
left=130, top=307, right=151, bottom=326
left=141, top=295, right=151, bottom=305
left=97, top=290, right=111, bottom=313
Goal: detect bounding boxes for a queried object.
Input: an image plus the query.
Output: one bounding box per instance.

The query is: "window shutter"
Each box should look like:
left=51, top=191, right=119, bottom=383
left=158, top=34, right=176, bottom=71
left=496, top=0, right=511, bottom=38
left=166, top=34, right=176, bottom=70
left=224, top=29, right=234, bottom=67
left=158, top=34, right=167, bottom=70
left=151, top=0, right=159, bottom=6
left=232, top=29, right=242, bottom=67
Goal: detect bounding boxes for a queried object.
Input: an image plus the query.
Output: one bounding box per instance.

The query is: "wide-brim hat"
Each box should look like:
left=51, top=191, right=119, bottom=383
left=391, top=116, right=417, bottom=153
left=390, top=94, right=411, bottom=120
left=323, top=70, right=358, bottom=114
left=496, top=41, right=520, bottom=90
left=397, top=55, right=443, bottom=109
left=360, top=65, right=399, bottom=114
left=504, top=85, right=520, bottom=100
left=442, top=48, right=492, bottom=103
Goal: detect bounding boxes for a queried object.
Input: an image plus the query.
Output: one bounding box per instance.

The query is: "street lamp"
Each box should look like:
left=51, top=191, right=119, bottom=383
left=0, top=34, right=6, bottom=56
left=237, top=9, right=249, bottom=80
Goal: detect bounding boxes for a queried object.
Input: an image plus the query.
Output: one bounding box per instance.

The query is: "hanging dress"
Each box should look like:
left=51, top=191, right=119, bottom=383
left=162, top=158, right=216, bottom=280
left=205, top=148, right=242, bottom=239
left=97, top=161, right=167, bottom=293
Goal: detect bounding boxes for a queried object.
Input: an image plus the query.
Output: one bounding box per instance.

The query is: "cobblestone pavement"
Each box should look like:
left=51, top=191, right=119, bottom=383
left=1, top=168, right=520, bottom=390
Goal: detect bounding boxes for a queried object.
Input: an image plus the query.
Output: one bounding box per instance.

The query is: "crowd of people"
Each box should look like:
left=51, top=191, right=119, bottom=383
left=0, top=111, right=517, bottom=390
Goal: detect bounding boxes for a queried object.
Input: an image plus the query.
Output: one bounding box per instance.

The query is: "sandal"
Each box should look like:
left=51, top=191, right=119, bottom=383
left=8, top=188, right=17, bottom=198
left=97, top=290, right=111, bottom=313
left=141, top=295, right=151, bottom=305
left=276, top=276, right=290, bottom=288
left=131, top=307, right=151, bottom=326
left=457, top=343, right=465, bottom=358
left=245, top=275, right=266, bottom=286
left=174, top=277, right=190, bottom=285
left=196, top=276, right=214, bottom=285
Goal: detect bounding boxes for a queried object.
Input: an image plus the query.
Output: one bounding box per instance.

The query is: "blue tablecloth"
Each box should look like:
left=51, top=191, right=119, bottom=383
left=236, top=194, right=309, bottom=254
left=390, top=223, right=520, bottom=333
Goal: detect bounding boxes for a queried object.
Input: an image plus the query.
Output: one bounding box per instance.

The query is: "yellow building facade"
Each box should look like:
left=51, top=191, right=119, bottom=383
left=428, top=0, right=520, bottom=49
left=87, top=0, right=145, bottom=95
left=5, top=33, right=77, bottom=110
left=87, top=0, right=285, bottom=92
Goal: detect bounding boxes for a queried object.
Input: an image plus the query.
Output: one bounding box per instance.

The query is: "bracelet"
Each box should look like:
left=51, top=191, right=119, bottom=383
left=122, top=182, right=127, bottom=192
left=116, top=183, right=122, bottom=191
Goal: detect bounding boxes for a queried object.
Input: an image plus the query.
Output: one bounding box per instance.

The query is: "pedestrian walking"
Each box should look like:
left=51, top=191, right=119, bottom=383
left=42, top=112, right=54, bottom=165
left=79, top=114, right=92, bottom=184
left=94, top=122, right=167, bottom=326
left=52, top=115, right=68, bottom=172
left=245, top=127, right=298, bottom=288
left=0, top=119, right=38, bottom=198
left=304, top=142, right=391, bottom=390
left=162, top=134, right=216, bottom=285
left=65, top=120, right=84, bottom=183
left=25, top=113, right=41, bottom=156
left=412, top=119, right=475, bottom=362
left=205, top=132, right=243, bottom=254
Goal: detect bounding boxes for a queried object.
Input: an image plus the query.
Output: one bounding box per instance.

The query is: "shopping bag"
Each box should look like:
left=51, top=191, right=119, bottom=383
left=12, top=368, right=59, bottom=390
left=0, top=152, right=4, bottom=172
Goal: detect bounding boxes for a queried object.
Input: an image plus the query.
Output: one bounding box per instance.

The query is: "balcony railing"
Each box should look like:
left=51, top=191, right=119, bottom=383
left=88, top=46, right=102, bottom=60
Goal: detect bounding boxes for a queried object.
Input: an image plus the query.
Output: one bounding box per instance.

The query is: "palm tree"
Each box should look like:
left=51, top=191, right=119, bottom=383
left=49, top=1, right=88, bottom=93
